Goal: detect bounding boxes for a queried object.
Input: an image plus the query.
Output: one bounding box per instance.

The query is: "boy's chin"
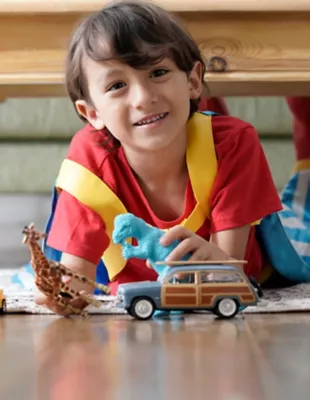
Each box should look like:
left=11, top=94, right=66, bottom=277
left=137, top=140, right=175, bottom=153
left=136, top=133, right=181, bottom=152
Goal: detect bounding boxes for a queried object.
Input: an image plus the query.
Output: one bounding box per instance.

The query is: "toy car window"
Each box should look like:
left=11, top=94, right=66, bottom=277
left=200, top=272, right=214, bottom=283
left=200, top=272, right=244, bottom=283
left=167, top=272, right=195, bottom=284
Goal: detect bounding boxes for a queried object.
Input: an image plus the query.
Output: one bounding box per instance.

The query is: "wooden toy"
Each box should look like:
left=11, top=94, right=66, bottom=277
left=116, top=260, right=262, bottom=320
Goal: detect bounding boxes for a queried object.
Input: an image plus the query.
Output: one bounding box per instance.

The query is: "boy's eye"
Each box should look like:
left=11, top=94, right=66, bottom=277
left=107, top=81, right=126, bottom=92
left=151, top=68, right=169, bottom=78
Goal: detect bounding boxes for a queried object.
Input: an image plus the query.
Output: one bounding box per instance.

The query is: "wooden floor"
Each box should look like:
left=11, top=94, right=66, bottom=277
left=0, top=313, right=309, bottom=400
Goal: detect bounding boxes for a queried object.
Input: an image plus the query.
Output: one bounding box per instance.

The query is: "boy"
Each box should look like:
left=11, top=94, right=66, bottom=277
left=35, top=1, right=282, bottom=315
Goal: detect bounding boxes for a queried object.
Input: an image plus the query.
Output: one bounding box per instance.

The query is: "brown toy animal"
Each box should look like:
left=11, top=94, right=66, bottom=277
left=22, top=223, right=110, bottom=317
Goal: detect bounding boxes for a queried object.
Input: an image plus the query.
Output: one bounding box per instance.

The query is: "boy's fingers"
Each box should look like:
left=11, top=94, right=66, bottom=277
left=45, top=298, right=74, bottom=317
left=34, top=290, right=72, bottom=316
left=69, top=296, right=88, bottom=311
left=34, top=289, right=49, bottom=306
left=188, top=248, right=210, bottom=262
left=160, top=226, right=192, bottom=246
left=165, top=237, right=195, bottom=262
left=61, top=275, right=72, bottom=284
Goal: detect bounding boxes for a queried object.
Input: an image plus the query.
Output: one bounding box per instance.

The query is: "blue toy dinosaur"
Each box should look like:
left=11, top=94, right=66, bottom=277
left=112, top=213, right=191, bottom=317
left=112, top=213, right=190, bottom=276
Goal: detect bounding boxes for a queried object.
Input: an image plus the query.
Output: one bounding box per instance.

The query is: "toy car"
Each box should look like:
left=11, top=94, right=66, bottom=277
left=116, top=261, right=262, bottom=320
left=0, top=289, right=6, bottom=314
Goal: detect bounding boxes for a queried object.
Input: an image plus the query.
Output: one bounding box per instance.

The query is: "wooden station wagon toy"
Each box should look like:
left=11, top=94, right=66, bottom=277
left=0, top=289, right=6, bottom=315
left=116, top=261, right=262, bottom=320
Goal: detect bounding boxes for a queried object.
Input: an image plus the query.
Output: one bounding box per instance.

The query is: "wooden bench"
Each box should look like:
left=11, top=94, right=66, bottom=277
left=1, top=0, right=310, bottom=99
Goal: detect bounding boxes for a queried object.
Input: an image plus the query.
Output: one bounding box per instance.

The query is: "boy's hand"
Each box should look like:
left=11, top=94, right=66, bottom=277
left=34, top=278, right=93, bottom=317
left=160, top=226, right=227, bottom=262
left=34, top=255, right=98, bottom=317
left=34, top=276, right=95, bottom=317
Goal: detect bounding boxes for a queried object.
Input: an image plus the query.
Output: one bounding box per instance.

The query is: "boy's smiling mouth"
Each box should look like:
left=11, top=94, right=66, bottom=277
left=134, top=112, right=168, bottom=127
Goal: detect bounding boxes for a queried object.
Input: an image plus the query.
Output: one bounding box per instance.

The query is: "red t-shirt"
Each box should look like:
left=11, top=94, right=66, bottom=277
left=47, top=114, right=282, bottom=294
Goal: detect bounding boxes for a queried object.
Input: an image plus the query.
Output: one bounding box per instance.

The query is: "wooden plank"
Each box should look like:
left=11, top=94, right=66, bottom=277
left=0, top=73, right=64, bottom=85
left=0, top=84, right=65, bottom=101
left=0, top=13, right=74, bottom=99
left=1, top=8, right=310, bottom=97
left=2, top=0, right=310, bottom=13
left=2, top=13, right=310, bottom=75
left=189, top=13, right=310, bottom=72
left=190, top=12, right=310, bottom=95
left=206, top=73, right=310, bottom=97
left=0, top=73, right=65, bottom=99
left=0, top=14, right=76, bottom=74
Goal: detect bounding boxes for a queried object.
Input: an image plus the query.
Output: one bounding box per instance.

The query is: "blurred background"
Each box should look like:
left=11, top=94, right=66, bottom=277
left=0, top=96, right=295, bottom=268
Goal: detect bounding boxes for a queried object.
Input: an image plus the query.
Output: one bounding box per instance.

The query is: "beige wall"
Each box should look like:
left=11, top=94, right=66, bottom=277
left=0, top=96, right=293, bottom=137
left=0, top=96, right=294, bottom=192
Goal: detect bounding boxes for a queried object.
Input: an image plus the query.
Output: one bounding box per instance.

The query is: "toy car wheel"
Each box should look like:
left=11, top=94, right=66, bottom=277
left=0, top=300, right=6, bottom=314
left=126, top=308, right=134, bottom=317
left=248, top=276, right=264, bottom=298
left=214, top=298, right=238, bottom=319
left=130, top=297, right=155, bottom=320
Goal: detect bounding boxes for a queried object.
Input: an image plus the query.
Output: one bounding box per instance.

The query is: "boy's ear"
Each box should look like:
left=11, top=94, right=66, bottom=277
left=189, top=61, right=203, bottom=100
left=75, top=100, right=105, bottom=130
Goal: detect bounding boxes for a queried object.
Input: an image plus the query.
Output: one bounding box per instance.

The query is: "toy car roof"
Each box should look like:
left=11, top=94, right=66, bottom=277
left=156, top=260, right=247, bottom=265
left=159, top=264, right=244, bottom=275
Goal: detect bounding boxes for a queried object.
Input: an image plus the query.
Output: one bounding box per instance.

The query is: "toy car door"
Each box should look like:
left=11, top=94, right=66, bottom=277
left=161, top=271, right=199, bottom=308
left=198, top=270, right=255, bottom=307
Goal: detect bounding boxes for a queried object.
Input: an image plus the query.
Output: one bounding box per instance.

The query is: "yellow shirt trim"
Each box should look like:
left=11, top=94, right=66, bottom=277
left=56, top=113, right=217, bottom=280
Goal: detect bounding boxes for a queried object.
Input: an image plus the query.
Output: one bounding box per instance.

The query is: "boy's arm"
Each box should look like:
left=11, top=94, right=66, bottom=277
left=210, top=225, right=251, bottom=268
left=161, top=224, right=250, bottom=267
left=162, top=122, right=281, bottom=271
left=60, top=253, right=98, bottom=293
left=208, top=121, right=282, bottom=276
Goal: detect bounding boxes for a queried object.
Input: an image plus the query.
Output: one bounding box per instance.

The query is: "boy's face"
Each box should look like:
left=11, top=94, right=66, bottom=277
left=76, top=56, right=203, bottom=153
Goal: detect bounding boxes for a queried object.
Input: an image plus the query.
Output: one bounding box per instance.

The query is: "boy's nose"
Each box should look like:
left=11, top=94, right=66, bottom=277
left=131, top=83, right=157, bottom=109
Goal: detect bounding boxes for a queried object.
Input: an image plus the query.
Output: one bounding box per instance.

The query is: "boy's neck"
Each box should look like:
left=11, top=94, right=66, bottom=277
left=122, top=132, right=188, bottom=188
